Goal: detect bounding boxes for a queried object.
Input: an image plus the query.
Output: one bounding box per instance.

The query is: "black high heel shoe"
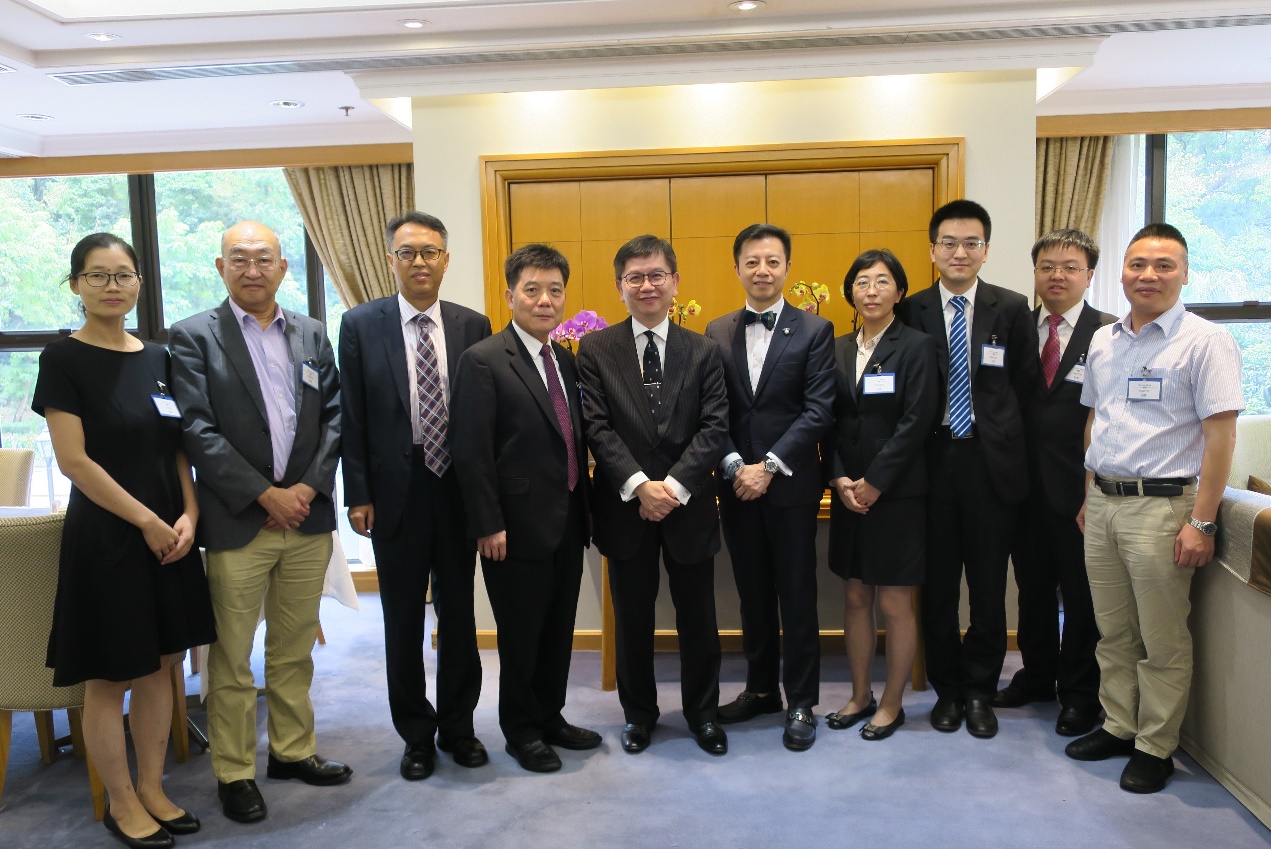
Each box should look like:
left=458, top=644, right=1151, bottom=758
left=103, top=811, right=174, bottom=849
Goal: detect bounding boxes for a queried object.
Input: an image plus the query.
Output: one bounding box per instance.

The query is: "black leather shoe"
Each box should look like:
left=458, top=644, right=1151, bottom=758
left=147, top=809, right=200, bottom=836
left=965, top=699, right=998, bottom=739
left=544, top=723, right=602, bottom=751
left=1055, top=706, right=1101, bottom=738
left=1120, top=750, right=1175, bottom=794
left=782, top=708, right=817, bottom=751
left=717, top=690, right=783, bottom=724
left=266, top=753, right=353, bottom=786
left=991, top=682, right=1057, bottom=708
left=930, top=697, right=964, bottom=732
left=505, top=740, right=562, bottom=772
left=826, top=695, right=877, bottom=730
left=621, top=723, right=651, bottom=753
left=1065, top=728, right=1136, bottom=761
left=690, top=721, right=728, bottom=755
left=437, top=735, right=489, bottom=768
left=103, top=811, right=174, bottom=849
left=217, top=779, right=267, bottom=824
left=860, top=709, right=906, bottom=741
left=400, top=743, right=437, bottom=780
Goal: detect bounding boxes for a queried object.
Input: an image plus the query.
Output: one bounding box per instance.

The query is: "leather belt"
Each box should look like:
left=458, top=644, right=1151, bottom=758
left=936, top=424, right=976, bottom=440
left=1093, top=475, right=1196, bottom=497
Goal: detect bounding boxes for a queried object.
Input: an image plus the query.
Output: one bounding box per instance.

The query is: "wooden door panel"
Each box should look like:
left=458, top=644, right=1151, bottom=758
left=671, top=235, right=740, bottom=329
left=670, top=176, right=766, bottom=239
left=767, top=172, right=861, bottom=235
left=579, top=179, right=671, bottom=241
left=580, top=239, right=633, bottom=327
left=510, top=182, right=581, bottom=244
left=859, top=169, right=933, bottom=234
left=788, top=232, right=861, bottom=336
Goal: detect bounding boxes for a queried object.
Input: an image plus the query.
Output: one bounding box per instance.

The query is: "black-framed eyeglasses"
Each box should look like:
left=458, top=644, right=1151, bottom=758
left=79, top=271, right=141, bottom=287
left=1034, top=264, right=1090, bottom=276
left=225, top=256, right=278, bottom=272
left=621, top=271, right=671, bottom=288
left=393, top=247, right=445, bottom=263
left=934, top=238, right=987, bottom=253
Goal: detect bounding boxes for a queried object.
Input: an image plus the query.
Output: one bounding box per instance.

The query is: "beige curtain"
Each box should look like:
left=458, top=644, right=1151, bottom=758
left=1035, top=136, right=1115, bottom=239
left=284, top=164, right=414, bottom=307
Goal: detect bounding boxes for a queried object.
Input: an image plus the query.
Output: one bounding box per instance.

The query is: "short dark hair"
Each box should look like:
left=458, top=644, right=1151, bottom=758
left=1128, top=223, right=1188, bottom=256
left=613, top=234, right=677, bottom=279
left=385, top=211, right=449, bottom=250
left=505, top=243, right=570, bottom=288
left=929, top=199, right=992, bottom=243
left=67, top=232, right=138, bottom=285
left=733, top=223, right=792, bottom=264
left=1031, top=228, right=1100, bottom=269
left=842, top=249, right=909, bottom=307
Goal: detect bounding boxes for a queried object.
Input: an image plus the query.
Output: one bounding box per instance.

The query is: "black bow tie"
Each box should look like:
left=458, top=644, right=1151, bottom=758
left=744, top=310, right=777, bottom=331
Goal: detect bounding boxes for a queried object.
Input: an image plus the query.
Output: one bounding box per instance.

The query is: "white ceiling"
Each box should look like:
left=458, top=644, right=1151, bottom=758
left=2, top=0, right=1270, bottom=158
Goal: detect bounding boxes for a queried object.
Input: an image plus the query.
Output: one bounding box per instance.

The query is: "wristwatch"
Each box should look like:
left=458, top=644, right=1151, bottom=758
left=724, top=459, right=744, bottom=481
left=762, top=457, right=780, bottom=475
left=1188, top=516, right=1218, bottom=536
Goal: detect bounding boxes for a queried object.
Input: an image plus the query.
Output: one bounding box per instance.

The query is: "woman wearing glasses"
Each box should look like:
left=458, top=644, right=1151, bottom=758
left=32, top=233, right=214, bottom=849
left=823, top=249, right=938, bottom=741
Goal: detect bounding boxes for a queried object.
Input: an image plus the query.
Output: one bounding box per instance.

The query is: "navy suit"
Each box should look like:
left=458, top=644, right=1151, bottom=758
left=339, top=296, right=491, bottom=746
left=705, top=301, right=835, bottom=711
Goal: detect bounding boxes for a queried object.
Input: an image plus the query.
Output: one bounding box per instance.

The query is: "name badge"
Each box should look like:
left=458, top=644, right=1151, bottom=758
left=981, top=344, right=1006, bottom=368
left=301, top=361, right=320, bottom=390
left=151, top=394, right=181, bottom=418
left=1065, top=363, right=1086, bottom=384
left=862, top=373, right=896, bottom=395
left=1127, top=378, right=1163, bottom=401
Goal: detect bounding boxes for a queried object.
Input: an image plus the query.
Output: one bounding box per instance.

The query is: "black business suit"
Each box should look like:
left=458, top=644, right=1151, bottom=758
left=705, top=302, right=835, bottom=711
left=339, top=296, right=491, bottom=746
left=450, top=323, right=591, bottom=746
left=900, top=279, right=1038, bottom=702
left=826, top=322, right=939, bottom=582
left=577, top=318, right=729, bottom=728
left=1008, top=303, right=1116, bottom=709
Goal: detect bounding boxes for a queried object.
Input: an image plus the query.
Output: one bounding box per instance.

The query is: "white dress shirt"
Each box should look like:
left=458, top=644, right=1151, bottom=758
left=1037, top=300, right=1086, bottom=358
left=938, top=279, right=979, bottom=426
left=510, top=319, right=567, bottom=395
left=719, top=300, right=792, bottom=477
left=621, top=317, right=690, bottom=505
left=398, top=294, right=450, bottom=446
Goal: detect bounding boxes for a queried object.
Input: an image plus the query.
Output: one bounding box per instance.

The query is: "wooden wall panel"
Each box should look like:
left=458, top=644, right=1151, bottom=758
left=875, top=230, right=939, bottom=294
left=671, top=236, right=739, bottom=330
left=509, top=182, right=581, bottom=244
left=859, top=169, right=933, bottom=234
left=670, top=176, right=766, bottom=239
left=767, top=172, right=861, bottom=235
left=580, top=240, right=632, bottom=327
left=789, top=232, right=861, bottom=336
left=579, top=179, right=671, bottom=241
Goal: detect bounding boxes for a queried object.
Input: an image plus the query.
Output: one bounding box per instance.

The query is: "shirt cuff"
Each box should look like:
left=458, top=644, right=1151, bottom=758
left=620, top=472, right=650, bottom=502
left=720, top=452, right=743, bottom=474
left=664, top=475, right=691, bottom=505
left=766, top=452, right=793, bottom=476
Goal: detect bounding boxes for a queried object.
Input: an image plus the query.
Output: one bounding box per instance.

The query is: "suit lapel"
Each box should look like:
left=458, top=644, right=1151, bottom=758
left=1049, top=303, right=1100, bottom=395
left=728, top=310, right=751, bottom=402
left=754, top=300, right=797, bottom=399
left=282, top=310, right=307, bottom=424
left=439, top=300, right=466, bottom=385
left=839, top=333, right=862, bottom=407
left=657, top=323, right=691, bottom=435
left=209, top=301, right=268, bottom=421
left=378, top=298, right=411, bottom=418
left=969, top=281, right=998, bottom=383
left=504, top=325, right=564, bottom=441
left=620, top=318, right=659, bottom=436
left=914, top=287, right=949, bottom=379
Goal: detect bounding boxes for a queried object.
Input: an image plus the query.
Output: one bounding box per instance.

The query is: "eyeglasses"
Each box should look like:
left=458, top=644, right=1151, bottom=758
left=393, top=247, right=445, bottom=263
left=79, top=271, right=140, bottom=287
left=852, top=279, right=895, bottom=291
left=621, top=271, right=671, bottom=288
left=933, top=238, right=987, bottom=253
left=226, top=256, right=277, bottom=273
left=1035, top=264, right=1090, bottom=276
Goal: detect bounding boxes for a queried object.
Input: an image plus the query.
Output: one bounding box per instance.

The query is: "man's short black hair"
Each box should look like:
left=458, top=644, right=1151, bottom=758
left=733, top=223, right=792, bottom=264
left=1032, top=228, right=1100, bottom=269
left=385, top=211, right=449, bottom=250
left=613, top=234, right=677, bottom=279
left=928, top=199, right=992, bottom=243
left=1128, top=223, right=1188, bottom=257
left=505, top=243, right=570, bottom=288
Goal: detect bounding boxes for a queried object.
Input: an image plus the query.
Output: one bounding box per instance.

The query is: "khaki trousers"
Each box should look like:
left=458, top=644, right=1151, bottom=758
left=1084, top=483, right=1196, bottom=758
left=206, top=528, right=332, bottom=782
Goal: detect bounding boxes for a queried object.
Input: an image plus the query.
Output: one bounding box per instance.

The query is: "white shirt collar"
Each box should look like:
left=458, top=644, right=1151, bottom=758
left=745, top=299, right=785, bottom=321
left=633, top=315, right=671, bottom=341
left=398, top=293, right=441, bottom=326
left=1039, top=300, right=1086, bottom=330
left=229, top=298, right=285, bottom=330
left=511, top=319, right=552, bottom=356
left=938, top=279, right=978, bottom=309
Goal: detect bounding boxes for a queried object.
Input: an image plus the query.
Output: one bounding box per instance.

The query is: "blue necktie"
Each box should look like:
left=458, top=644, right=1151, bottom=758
left=948, top=295, right=972, bottom=437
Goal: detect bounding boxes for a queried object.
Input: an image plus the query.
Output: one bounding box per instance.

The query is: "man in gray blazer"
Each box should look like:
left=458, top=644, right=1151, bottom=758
left=170, top=220, right=349, bottom=826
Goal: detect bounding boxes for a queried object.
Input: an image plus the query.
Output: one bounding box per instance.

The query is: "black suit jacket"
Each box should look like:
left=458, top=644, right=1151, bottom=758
left=1026, top=303, right=1117, bottom=518
left=338, top=296, right=492, bottom=538
left=826, top=321, right=940, bottom=500
left=577, top=318, right=729, bottom=564
left=900, top=280, right=1038, bottom=503
left=450, top=324, right=591, bottom=561
left=704, top=301, right=836, bottom=507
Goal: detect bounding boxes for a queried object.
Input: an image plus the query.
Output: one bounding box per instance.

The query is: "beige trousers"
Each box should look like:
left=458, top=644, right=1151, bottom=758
left=1084, top=483, right=1196, bottom=758
left=206, top=528, right=332, bottom=782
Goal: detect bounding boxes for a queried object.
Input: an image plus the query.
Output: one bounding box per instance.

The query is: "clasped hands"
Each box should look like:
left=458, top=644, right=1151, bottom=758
left=636, top=480, right=680, bottom=522
left=831, top=476, right=881, bottom=514
left=260, top=483, right=316, bottom=531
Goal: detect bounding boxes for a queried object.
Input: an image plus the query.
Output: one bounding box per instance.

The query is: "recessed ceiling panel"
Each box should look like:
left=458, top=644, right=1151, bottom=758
left=25, top=0, right=595, bottom=19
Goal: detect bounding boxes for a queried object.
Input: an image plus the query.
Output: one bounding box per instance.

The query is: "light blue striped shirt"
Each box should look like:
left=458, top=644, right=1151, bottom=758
left=1081, top=299, right=1244, bottom=479
left=229, top=300, right=297, bottom=483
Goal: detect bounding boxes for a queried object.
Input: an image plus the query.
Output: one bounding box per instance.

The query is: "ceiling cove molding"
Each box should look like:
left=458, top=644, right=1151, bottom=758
left=44, top=13, right=1271, bottom=86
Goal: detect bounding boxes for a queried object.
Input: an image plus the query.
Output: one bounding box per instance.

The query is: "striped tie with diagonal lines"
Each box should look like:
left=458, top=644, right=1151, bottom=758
left=948, top=295, right=972, bottom=437
left=413, top=313, right=450, bottom=476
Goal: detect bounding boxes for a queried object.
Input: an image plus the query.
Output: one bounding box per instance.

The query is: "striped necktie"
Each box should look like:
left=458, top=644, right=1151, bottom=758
left=948, top=295, right=972, bottom=437
left=413, top=313, right=450, bottom=476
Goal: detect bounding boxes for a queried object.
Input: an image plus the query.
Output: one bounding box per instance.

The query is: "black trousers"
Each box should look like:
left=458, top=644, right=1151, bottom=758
left=1009, top=492, right=1100, bottom=710
left=371, top=456, right=480, bottom=745
left=923, top=433, right=1016, bottom=702
left=608, top=524, right=721, bottom=728
left=719, top=497, right=821, bottom=710
left=481, top=491, right=585, bottom=746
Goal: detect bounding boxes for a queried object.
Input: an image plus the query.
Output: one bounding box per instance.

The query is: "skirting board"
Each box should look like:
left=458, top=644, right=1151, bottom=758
left=466, top=630, right=1020, bottom=653
left=1180, top=733, right=1271, bottom=831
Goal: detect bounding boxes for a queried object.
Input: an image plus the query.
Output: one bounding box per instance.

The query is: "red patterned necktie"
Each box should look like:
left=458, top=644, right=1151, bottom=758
left=1041, top=313, right=1063, bottom=387
left=540, top=344, right=579, bottom=491
left=413, top=313, right=450, bottom=476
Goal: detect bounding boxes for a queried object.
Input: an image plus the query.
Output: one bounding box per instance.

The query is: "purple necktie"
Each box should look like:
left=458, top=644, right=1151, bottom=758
left=1041, top=314, right=1063, bottom=387
left=541, top=344, right=579, bottom=492
left=413, top=313, right=450, bottom=476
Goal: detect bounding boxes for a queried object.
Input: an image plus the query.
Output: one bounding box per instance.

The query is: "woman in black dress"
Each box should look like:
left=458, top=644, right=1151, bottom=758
left=823, top=249, right=938, bottom=741
left=33, top=233, right=215, bottom=848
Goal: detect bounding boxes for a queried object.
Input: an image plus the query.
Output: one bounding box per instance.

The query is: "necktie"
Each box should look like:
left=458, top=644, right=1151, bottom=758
left=540, top=344, right=579, bottom=492
left=948, top=295, right=972, bottom=437
left=642, top=330, right=663, bottom=416
left=1041, top=314, right=1064, bottom=387
left=744, top=310, right=777, bottom=330
left=413, top=313, right=450, bottom=476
